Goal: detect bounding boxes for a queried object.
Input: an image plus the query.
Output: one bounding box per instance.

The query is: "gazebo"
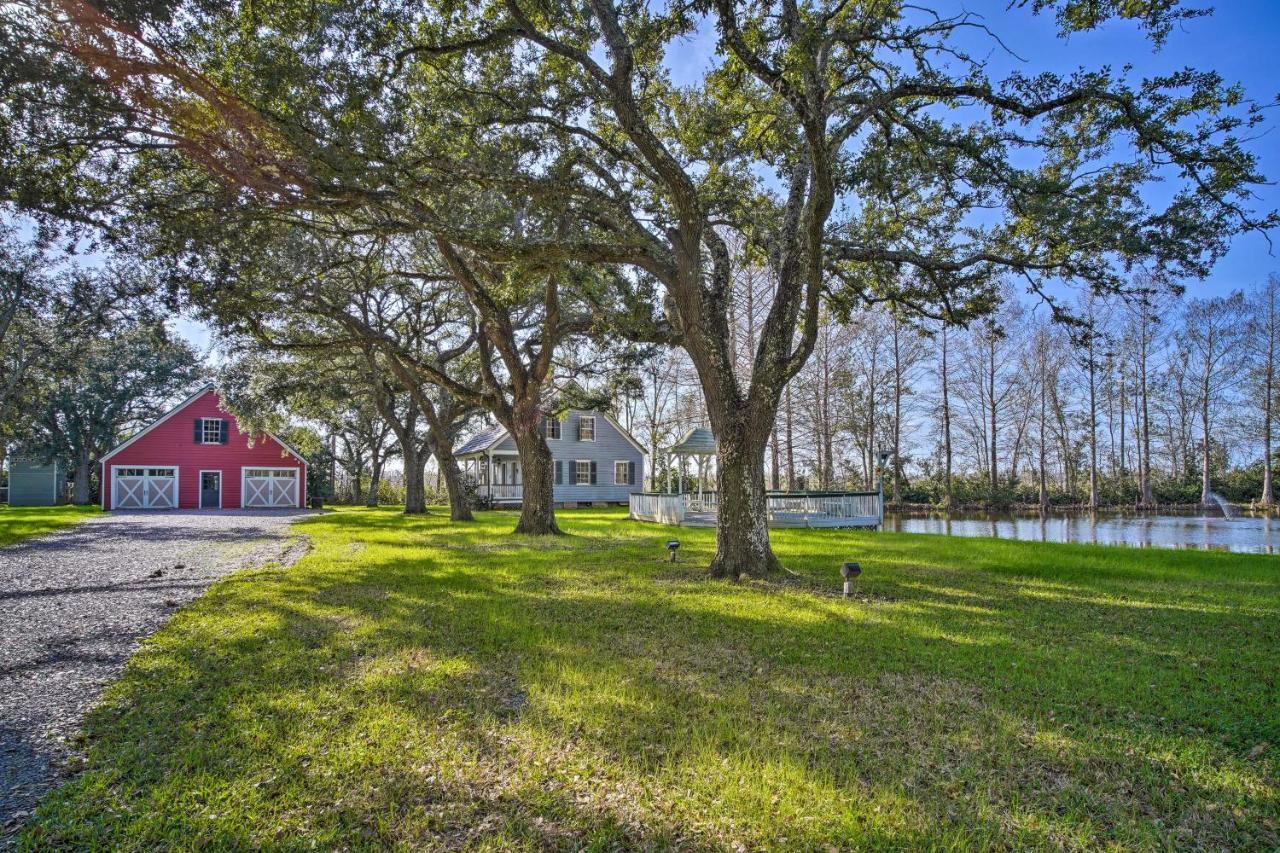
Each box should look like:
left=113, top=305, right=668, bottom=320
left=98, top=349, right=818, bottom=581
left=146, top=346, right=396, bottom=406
left=667, top=427, right=716, bottom=508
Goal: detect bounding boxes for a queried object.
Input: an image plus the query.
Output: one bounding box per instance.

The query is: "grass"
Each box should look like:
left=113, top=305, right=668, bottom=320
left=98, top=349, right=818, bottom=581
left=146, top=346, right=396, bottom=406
left=0, top=503, right=99, bottom=548
left=20, top=507, right=1279, bottom=850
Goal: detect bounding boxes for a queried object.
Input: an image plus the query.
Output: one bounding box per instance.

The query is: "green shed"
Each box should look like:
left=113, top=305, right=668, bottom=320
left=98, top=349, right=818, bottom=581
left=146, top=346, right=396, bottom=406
left=7, top=455, right=66, bottom=506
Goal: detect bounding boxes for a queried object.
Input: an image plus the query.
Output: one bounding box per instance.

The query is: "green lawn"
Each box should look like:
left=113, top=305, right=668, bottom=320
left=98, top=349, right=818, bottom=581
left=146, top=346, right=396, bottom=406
left=0, top=503, right=99, bottom=548
left=21, top=508, right=1279, bottom=850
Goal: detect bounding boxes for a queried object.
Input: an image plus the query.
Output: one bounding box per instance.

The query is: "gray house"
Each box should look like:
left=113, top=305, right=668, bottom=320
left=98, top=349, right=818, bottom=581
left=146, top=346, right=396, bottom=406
left=6, top=455, right=66, bottom=506
left=455, top=410, right=645, bottom=506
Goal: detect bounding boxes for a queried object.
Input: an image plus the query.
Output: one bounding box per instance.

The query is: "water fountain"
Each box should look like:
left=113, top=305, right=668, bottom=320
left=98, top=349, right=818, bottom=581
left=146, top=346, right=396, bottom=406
left=1208, top=492, right=1240, bottom=519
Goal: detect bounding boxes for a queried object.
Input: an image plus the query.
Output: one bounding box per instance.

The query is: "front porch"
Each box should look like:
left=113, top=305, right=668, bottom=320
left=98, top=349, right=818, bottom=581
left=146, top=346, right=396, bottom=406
left=460, top=454, right=524, bottom=504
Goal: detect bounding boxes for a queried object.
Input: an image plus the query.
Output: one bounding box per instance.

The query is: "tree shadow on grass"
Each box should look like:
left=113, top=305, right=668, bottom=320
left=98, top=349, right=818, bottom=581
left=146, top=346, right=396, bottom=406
left=21, top=512, right=1280, bottom=849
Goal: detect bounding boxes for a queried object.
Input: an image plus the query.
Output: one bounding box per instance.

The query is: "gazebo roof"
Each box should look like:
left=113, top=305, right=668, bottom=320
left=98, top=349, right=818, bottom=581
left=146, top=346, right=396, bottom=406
left=668, top=427, right=716, bottom=456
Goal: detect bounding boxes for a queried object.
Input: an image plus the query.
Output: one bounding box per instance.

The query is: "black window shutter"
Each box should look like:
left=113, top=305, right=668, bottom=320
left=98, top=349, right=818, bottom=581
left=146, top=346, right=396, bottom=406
left=194, top=418, right=203, bottom=443
left=629, top=461, right=636, bottom=485
left=589, top=461, right=597, bottom=485
left=555, top=461, right=562, bottom=485
left=219, top=420, right=229, bottom=444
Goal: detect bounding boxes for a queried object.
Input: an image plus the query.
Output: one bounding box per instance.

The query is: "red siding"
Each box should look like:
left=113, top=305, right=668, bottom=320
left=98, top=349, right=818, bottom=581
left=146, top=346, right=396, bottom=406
left=102, top=389, right=307, bottom=510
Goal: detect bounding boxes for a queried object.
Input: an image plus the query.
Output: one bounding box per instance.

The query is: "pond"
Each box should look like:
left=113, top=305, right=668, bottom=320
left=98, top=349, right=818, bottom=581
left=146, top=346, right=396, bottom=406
left=882, top=510, right=1280, bottom=554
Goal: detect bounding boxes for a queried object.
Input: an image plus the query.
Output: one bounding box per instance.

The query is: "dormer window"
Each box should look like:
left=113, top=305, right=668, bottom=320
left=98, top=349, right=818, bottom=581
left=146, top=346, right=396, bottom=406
left=577, top=416, right=595, bottom=442
left=198, top=418, right=227, bottom=444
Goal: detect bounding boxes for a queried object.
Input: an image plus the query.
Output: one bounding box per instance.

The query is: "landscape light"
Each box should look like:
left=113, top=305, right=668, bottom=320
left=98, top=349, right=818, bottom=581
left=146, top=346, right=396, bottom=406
left=841, top=561, right=862, bottom=598
left=667, top=540, right=680, bottom=563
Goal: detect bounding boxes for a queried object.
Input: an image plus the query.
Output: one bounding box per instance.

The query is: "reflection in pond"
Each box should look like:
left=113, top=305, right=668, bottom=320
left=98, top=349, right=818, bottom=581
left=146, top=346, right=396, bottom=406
left=882, top=511, right=1280, bottom=554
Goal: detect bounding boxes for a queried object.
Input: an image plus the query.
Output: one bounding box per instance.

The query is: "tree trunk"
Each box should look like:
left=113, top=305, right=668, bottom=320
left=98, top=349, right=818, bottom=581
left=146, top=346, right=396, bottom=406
left=1262, top=303, right=1275, bottom=507
left=784, top=384, right=795, bottom=490
left=434, top=435, right=473, bottom=522
left=1200, top=343, right=1213, bottom=506
left=1138, top=312, right=1155, bottom=508
left=367, top=460, right=382, bottom=507
left=891, top=321, right=902, bottom=503
left=941, top=325, right=953, bottom=510
left=403, top=445, right=427, bottom=514
left=1088, top=336, right=1099, bottom=509
left=1038, top=345, right=1049, bottom=515
left=73, top=447, right=91, bottom=505
left=770, top=428, right=780, bottom=491
left=511, top=427, right=560, bottom=535
left=708, top=417, right=778, bottom=579
left=987, top=328, right=998, bottom=496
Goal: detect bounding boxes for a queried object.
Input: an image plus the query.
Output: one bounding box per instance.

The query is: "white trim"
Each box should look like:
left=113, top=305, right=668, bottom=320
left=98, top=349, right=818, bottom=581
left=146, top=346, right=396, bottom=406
left=265, top=431, right=309, bottom=466
left=574, top=459, right=592, bottom=486
left=240, top=465, right=300, bottom=509
left=198, top=469, right=223, bottom=509
left=110, top=464, right=178, bottom=510
left=543, top=416, right=562, bottom=440
left=613, top=459, right=633, bottom=486
left=577, top=415, right=596, bottom=442
left=101, top=385, right=213, bottom=463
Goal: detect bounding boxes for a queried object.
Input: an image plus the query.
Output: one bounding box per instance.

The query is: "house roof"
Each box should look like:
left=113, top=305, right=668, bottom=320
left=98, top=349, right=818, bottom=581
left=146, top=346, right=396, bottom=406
left=455, top=422, right=509, bottom=456
left=454, top=410, right=648, bottom=458
left=99, top=384, right=308, bottom=466
left=668, top=427, right=716, bottom=456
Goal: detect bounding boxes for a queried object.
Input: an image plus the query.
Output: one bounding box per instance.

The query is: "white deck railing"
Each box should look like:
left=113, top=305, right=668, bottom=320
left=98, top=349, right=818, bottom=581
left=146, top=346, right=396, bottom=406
left=630, top=490, right=883, bottom=528
left=629, top=493, right=687, bottom=524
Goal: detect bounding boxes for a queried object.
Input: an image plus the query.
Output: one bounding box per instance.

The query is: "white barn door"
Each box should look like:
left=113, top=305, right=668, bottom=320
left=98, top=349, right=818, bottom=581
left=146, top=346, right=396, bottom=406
left=242, top=468, right=298, bottom=508
left=112, top=467, right=177, bottom=509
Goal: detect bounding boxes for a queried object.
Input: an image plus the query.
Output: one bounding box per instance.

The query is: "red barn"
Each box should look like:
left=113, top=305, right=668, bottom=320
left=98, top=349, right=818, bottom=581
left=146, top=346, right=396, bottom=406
left=100, top=385, right=308, bottom=511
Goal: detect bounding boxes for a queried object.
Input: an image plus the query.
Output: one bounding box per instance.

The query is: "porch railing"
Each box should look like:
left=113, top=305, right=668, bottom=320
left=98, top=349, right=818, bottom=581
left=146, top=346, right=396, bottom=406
left=479, top=483, right=523, bottom=501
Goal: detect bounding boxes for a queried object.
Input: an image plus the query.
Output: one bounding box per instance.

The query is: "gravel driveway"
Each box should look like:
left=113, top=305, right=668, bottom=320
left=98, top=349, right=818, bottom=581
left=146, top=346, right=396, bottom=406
left=0, top=509, right=311, bottom=843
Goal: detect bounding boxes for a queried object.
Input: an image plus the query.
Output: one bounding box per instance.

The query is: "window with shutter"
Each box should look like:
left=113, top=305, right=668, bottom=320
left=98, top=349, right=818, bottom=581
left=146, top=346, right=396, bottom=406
left=200, top=418, right=223, bottom=444
left=614, top=461, right=630, bottom=485
left=574, top=460, right=591, bottom=485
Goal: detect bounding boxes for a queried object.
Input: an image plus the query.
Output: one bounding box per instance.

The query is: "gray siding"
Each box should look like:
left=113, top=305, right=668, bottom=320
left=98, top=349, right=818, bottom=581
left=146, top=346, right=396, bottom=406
left=550, top=412, right=644, bottom=504
left=477, top=411, right=645, bottom=504
left=8, top=458, right=63, bottom=506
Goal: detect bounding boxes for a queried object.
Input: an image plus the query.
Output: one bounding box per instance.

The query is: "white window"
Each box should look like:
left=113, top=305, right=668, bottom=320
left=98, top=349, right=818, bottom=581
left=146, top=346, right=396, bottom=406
left=577, top=416, right=595, bottom=441
left=543, top=417, right=561, bottom=439
left=575, top=460, right=592, bottom=485
left=201, top=418, right=223, bottom=444
left=614, top=461, right=631, bottom=485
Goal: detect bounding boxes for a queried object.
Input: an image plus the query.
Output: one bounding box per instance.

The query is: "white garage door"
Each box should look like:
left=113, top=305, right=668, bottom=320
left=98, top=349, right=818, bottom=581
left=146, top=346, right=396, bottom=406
left=113, top=467, right=178, bottom=510
left=243, top=468, right=298, bottom=508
